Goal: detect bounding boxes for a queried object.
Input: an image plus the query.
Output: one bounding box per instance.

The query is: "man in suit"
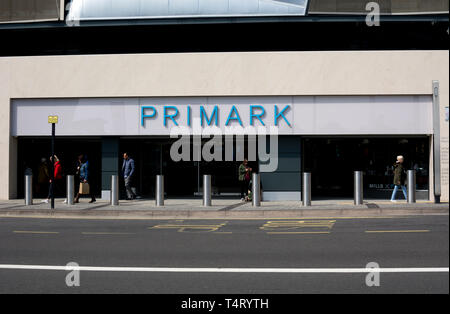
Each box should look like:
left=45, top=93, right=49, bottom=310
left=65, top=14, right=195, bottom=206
left=122, top=152, right=136, bottom=200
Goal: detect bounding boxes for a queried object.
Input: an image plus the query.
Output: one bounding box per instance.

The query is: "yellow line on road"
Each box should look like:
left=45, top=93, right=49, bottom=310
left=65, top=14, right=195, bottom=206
left=150, top=223, right=226, bottom=233
left=13, top=231, right=59, bottom=234
left=267, top=231, right=331, bottom=235
left=260, top=220, right=336, bottom=231
left=365, top=230, right=430, bottom=233
left=81, top=232, right=135, bottom=235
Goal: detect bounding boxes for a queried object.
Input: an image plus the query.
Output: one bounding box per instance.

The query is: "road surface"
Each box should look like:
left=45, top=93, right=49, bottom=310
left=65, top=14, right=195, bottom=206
left=0, top=215, right=448, bottom=294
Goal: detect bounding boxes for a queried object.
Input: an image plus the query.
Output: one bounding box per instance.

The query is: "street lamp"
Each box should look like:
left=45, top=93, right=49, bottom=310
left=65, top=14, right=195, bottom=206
left=48, top=115, right=58, bottom=209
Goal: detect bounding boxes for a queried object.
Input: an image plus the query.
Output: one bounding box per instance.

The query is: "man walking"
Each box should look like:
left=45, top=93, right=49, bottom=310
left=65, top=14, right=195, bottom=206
left=390, top=155, right=407, bottom=202
left=122, top=152, right=136, bottom=200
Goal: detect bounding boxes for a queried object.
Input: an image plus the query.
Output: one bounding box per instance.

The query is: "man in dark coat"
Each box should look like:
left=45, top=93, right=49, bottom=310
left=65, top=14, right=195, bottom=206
left=122, top=152, right=136, bottom=200
left=390, top=155, right=407, bottom=202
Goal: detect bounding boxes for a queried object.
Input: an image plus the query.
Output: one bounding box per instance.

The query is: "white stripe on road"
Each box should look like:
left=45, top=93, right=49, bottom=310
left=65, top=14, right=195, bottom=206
left=0, top=264, right=448, bottom=273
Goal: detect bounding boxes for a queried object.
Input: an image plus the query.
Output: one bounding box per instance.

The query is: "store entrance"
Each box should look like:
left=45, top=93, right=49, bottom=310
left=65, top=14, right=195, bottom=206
left=120, top=137, right=256, bottom=198
left=302, top=137, right=430, bottom=199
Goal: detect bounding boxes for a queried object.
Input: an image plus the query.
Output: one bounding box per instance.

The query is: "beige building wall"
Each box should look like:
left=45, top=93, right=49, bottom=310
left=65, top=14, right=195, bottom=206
left=0, top=50, right=448, bottom=201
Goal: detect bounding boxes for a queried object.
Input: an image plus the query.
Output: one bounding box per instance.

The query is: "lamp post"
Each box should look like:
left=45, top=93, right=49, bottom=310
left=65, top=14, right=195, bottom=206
left=48, top=115, right=58, bottom=210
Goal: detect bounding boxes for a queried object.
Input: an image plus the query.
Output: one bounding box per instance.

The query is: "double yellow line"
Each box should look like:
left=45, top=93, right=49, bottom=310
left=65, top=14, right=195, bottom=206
left=13, top=230, right=59, bottom=234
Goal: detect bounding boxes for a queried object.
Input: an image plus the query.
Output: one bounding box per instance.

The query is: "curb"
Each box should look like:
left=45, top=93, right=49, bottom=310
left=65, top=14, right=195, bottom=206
left=0, top=205, right=448, bottom=220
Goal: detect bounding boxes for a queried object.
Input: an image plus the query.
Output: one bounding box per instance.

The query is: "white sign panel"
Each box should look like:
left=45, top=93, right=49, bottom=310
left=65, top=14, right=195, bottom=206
left=11, top=96, right=433, bottom=136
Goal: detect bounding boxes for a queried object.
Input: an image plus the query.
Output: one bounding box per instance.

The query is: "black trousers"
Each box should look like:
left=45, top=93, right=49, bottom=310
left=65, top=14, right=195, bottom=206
left=240, top=179, right=249, bottom=198
left=47, top=179, right=63, bottom=199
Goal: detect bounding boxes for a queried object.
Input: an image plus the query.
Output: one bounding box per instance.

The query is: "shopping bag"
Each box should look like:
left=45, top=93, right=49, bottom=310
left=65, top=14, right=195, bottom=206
left=79, top=182, right=90, bottom=194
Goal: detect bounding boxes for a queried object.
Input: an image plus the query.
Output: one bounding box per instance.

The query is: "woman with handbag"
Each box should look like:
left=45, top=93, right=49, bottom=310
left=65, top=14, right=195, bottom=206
left=74, top=154, right=96, bottom=203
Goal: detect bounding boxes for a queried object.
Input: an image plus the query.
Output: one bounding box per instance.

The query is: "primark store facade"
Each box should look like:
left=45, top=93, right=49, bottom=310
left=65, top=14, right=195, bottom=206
left=0, top=0, right=448, bottom=202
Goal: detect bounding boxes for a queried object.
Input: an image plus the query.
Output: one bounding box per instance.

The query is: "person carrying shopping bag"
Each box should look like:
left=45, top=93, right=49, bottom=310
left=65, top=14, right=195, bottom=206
left=74, top=154, right=96, bottom=204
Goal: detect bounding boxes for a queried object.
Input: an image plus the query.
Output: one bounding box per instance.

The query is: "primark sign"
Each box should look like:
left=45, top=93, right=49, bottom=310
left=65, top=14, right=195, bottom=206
left=139, top=103, right=290, bottom=172
left=140, top=104, right=291, bottom=128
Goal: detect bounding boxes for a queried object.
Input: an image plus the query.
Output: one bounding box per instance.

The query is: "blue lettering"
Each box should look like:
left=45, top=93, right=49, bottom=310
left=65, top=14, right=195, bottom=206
left=226, top=106, right=243, bottom=126
left=200, top=106, right=218, bottom=126
left=250, top=105, right=265, bottom=126
left=141, top=106, right=157, bottom=127
left=274, top=105, right=291, bottom=126
left=164, top=106, right=179, bottom=126
left=187, top=106, right=191, bottom=126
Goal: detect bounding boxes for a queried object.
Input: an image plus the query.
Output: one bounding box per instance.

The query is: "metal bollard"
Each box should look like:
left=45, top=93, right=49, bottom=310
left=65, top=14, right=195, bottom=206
left=66, top=175, right=74, bottom=205
left=354, top=171, right=364, bottom=205
left=203, top=175, right=212, bottom=206
left=111, top=175, right=119, bottom=206
left=25, top=174, right=33, bottom=205
left=302, top=172, right=311, bottom=207
left=156, top=175, right=164, bottom=206
left=252, top=173, right=261, bottom=207
left=407, top=170, right=416, bottom=203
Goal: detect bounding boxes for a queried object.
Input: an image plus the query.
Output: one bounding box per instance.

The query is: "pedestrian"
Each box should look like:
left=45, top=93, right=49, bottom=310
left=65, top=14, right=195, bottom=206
left=238, top=159, right=252, bottom=201
left=74, top=154, right=83, bottom=191
left=122, top=152, right=136, bottom=200
left=36, top=157, right=49, bottom=197
left=74, top=154, right=96, bottom=203
left=41, top=155, right=63, bottom=204
left=390, top=155, right=407, bottom=202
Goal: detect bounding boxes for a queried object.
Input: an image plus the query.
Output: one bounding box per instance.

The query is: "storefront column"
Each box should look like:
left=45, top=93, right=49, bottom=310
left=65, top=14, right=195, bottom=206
left=101, top=137, right=119, bottom=200
left=9, top=136, right=18, bottom=199
left=432, top=81, right=441, bottom=203
left=260, top=136, right=302, bottom=201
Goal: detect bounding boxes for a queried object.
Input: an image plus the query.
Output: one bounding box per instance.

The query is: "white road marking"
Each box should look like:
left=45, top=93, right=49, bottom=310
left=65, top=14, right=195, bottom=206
left=0, top=264, right=448, bottom=273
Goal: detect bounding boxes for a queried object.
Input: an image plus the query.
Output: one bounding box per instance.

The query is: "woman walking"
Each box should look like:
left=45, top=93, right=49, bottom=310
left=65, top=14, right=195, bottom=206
left=74, top=154, right=96, bottom=203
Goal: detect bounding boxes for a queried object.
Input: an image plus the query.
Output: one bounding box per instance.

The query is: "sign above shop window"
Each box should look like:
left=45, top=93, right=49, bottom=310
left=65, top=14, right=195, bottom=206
left=11, top=96, right=433, bottom=137
left=48, top=115, right=59, bottom=124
